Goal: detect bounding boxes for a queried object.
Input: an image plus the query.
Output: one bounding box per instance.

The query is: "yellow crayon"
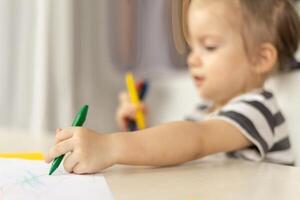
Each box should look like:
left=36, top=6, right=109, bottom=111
left=125, top=72, right=146, bottom=129
left=0, top=152, right=44, bottom=160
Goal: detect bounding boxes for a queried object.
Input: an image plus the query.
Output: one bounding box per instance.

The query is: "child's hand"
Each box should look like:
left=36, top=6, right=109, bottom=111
left=45, top=128, right=118, bottom=174
left=116, top=91, right=147, bottom=131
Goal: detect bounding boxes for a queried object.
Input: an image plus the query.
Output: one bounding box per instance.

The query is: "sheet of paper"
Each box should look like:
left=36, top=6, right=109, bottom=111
left=0, top=158, right=114, bottom=200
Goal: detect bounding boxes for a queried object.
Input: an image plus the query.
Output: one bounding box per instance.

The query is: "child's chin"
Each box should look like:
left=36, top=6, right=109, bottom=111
left=198, top=90, right=213, bottom=101
left=197, top=90, right=207, bottom=99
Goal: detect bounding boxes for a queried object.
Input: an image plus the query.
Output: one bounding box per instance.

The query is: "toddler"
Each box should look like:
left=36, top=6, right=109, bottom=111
left=46, top=0, right=300, bottom=174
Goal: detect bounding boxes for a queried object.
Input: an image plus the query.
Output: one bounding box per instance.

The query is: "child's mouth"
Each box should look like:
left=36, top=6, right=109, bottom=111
left=193, top=76, right=205, bottom=86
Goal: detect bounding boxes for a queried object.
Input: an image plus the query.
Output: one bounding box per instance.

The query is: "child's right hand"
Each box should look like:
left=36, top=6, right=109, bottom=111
left=116, top=91, right=147, bottom=131
left=45, top=127, right=119, bottom=174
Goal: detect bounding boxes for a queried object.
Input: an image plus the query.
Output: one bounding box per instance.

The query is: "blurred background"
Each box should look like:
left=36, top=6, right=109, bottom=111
left=0, top=0, right=300, bottom=164
left=0, top=0, right=199, bottom=133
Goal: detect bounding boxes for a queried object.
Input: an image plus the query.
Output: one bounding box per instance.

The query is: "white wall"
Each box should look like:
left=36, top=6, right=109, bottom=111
left=146, top=72, right=199, bottom=125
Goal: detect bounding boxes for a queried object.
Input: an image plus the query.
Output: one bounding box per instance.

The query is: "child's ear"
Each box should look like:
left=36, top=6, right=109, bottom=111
left=252, top=43, right=277, bottom=74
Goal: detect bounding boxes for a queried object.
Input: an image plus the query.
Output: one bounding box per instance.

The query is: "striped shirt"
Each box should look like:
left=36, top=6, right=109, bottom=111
left=185, top=89, right=294, bottom=165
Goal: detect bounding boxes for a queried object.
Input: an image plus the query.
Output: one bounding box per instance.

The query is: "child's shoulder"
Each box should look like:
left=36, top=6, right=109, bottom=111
left=229, top=88, right=275, bottom=104
left=214, top=88, right=293, bottom=165
left=186, top=89, right=279, bottom=121
left=222, top=88, right=280, bottom=114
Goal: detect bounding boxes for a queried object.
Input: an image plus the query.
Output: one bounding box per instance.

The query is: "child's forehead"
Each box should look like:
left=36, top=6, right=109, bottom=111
left=188, top=1, right=242, bottom=37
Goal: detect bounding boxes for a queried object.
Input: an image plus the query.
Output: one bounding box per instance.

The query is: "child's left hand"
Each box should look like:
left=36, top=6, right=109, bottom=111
left=45, top=127, right=118, bottom=174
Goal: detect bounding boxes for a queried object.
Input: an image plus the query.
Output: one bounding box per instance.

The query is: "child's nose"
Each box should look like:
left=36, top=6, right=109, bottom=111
left=187, top=51, right=202, bottom=68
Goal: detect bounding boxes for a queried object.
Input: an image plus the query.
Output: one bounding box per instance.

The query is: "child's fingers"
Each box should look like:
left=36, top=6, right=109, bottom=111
left=139, top=103, right=147, bottom=114
left=45, top=139, right=74, bottom=163
left=55, top=129, right=74, bottom=144
left=116, top=91, right=147, bottom=131
left=119, top=92, right=145, bottom=110
left=116, top=103, right=136, bottom=130
left=124, top=104, right=137, bottom=118
left=63, top=152, right=79, bottom=173
left=118, top=91, right=130, bottom=103
left=72, top=163, right=87, bottom=174
left=116, top=116, right=129, bottom=132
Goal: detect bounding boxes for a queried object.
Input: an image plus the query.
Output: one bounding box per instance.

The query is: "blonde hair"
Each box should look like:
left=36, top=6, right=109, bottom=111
left=190, top=0, right=300, bottom=72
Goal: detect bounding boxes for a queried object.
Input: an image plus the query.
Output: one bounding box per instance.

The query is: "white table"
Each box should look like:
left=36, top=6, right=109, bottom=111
left=1, top=128, right=300, bottom=200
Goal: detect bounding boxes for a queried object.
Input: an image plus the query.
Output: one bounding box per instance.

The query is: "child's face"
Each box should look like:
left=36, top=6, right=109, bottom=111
left=187, top=2, right=257, bottom=104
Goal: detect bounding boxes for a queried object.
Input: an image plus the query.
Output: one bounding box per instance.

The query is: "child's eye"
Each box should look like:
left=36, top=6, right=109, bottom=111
left=205, top=46, right=218, bottom=51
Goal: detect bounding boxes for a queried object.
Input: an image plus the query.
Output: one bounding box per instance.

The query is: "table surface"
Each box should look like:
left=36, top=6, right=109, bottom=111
left=1, top=127, right=300, bottom=200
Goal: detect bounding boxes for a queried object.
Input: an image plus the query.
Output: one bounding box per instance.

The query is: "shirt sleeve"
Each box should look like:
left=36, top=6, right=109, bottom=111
left=208, top=92, right=279, bottom=160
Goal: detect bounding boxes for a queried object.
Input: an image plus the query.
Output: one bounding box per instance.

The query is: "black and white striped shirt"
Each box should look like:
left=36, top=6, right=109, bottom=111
left=186, top=89, right=294, bottom=165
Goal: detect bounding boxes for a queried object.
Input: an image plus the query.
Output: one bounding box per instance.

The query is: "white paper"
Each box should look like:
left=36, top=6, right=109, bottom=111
left=0, top=158, right=114, bottom=200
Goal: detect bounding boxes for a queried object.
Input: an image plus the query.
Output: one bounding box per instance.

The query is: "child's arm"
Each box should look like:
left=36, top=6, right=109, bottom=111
left=115, top=120, right=251, bottom=166
left=45, top=120, right=251, bottom=174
